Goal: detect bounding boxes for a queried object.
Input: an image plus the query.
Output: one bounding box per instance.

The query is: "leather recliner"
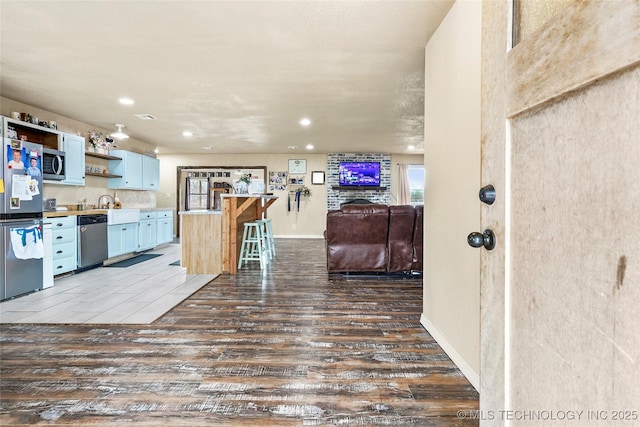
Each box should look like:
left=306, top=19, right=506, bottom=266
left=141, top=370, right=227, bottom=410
left=325, top=204, right=390, bottom=273
left=412, top=205, right=423, bottom=272
left=387, top=205, right=416, bottom=272
left=325, top=204, right=423, bottom=274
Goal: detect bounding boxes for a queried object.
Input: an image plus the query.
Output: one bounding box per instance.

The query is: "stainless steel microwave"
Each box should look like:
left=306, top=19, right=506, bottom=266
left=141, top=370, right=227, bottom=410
left=42, top=148, right=66, bottom=181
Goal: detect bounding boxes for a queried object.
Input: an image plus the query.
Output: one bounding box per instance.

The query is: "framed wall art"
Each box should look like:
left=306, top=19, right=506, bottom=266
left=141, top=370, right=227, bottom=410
left=311, top=171, right=325, bottom=185
left=288, top=159, right=307, bottom=174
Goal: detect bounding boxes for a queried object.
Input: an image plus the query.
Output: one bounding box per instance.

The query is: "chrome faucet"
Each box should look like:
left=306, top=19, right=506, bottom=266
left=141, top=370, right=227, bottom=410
left=97, top=194, right=114, bottom=209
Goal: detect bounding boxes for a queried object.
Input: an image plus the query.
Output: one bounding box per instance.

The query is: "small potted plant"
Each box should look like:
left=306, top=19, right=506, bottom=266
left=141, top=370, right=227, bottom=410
left=234, top=173, right=251, bottom=194
left=239, top=173, right=251, bottom=184
left=87, top=131, right=115, bottom=154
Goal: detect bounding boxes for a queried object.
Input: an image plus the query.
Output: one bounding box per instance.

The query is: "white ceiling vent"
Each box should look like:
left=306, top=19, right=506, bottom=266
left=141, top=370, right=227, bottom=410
left=134, top=114, right=158, bottom=120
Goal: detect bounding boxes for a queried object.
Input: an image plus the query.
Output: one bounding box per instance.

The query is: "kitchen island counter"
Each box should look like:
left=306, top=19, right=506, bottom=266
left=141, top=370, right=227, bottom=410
left=179, top=210, right=223, bottom=274
left=179, top=195, right=277, bottom=275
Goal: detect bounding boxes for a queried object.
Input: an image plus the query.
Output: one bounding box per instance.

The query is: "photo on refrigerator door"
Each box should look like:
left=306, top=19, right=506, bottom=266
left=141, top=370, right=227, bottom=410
left=7, top=144, right=26, bottom=171
left=26, top=156, right=41, bottom=177
left=10, top=175, right=39, bottom=203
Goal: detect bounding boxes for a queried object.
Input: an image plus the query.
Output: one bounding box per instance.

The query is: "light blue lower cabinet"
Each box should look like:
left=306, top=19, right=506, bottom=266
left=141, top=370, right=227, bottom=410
left=156, top=210, right=174, bottom=245
left=156, top=218, right=174, bottom=245
left=138, top=219, right=157, bottom=252
left=107, top=211, right=174, bottom=259
left=108, top=223, right=139, bottom=258
left=48, top=215, right=77, bottom=275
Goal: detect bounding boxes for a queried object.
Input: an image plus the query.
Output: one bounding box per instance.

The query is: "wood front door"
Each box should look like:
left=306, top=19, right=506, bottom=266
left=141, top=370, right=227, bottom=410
left=481, top=1, right=640, bottom=424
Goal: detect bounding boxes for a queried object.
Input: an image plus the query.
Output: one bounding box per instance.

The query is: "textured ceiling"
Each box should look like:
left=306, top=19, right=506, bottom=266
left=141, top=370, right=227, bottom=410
left=0, top=1, right=453, bottom=154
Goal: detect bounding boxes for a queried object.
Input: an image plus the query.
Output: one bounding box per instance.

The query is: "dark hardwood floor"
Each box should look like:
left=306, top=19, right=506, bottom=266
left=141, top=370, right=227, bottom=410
left=0, top=239, right=478, bottom=426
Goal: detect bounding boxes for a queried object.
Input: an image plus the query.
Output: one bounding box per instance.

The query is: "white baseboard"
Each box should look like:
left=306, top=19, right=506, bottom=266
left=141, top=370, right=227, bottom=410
left=420, top=313, right=480, bottom=391
left=274, top=235, right=324, bottom=239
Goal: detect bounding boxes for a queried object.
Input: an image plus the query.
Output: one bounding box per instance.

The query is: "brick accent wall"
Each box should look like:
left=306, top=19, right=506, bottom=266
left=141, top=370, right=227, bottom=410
left=327, top=153, right=391, bottom=211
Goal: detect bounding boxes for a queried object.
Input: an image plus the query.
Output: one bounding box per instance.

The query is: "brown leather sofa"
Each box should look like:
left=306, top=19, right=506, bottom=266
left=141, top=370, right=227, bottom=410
left=325, top=204, right=423, bottom=274
left=412, top=205, right=423, bottom=272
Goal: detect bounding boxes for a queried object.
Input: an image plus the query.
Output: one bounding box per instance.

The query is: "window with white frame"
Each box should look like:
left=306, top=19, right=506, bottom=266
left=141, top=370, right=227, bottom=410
left=408, top=165, right=425, bottom=205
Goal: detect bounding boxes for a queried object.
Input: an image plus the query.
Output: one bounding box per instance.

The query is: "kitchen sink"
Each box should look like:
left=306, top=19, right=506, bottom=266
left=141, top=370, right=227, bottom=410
left=106, top=208, right=140, bottom=225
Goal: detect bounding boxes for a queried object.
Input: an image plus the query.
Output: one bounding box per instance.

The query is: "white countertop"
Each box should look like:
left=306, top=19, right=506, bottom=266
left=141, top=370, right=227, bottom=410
left=179, top=210, right=222, bottom=215
left=220, top=194, right=278, bottom=199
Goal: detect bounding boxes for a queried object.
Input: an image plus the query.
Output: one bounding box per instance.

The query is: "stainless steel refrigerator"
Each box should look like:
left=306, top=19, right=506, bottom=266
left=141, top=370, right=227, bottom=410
left=184, top=172, right=233, bottom=211
left=1, top=134, right=44, bottom=300
left=184, top=174, right=211, bottom=211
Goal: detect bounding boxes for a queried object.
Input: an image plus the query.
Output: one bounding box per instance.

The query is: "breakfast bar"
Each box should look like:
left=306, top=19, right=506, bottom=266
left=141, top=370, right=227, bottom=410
left=179, top=194, right=277, bottom=275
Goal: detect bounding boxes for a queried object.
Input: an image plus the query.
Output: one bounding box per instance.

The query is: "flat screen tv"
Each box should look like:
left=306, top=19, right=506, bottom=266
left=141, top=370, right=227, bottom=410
left=339, top=161, right=381, bottom=187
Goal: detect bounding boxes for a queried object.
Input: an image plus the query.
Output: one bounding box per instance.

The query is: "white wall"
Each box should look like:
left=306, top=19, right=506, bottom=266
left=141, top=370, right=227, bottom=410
left=2, top=97, right=424, bottom=238
left=158, top=153, right=329, bottom=238
left=422, top=0, right=482, bottom=388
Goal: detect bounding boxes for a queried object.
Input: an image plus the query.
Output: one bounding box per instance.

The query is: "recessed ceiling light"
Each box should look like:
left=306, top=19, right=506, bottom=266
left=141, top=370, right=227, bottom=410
left=299, top=118, right=311, bottom=126
left=119, top=98, right=134, bottom=105
left=305, top=144, right=314, bottom=150
left=407, top=145, right=415, bottom=150
left=182, top=131, right=193, bottom=137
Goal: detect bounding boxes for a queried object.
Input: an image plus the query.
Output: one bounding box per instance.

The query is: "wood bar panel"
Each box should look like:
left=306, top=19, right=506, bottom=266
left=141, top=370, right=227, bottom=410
left=179, top=211, right=223, bottom=274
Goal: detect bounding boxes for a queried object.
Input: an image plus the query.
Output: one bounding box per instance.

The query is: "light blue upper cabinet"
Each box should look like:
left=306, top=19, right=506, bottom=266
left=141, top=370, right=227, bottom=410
left=108, top=150, right=142, bottom=189
left=61, top=133, right=85, bottom=186
left=142, top=155, right=160, bottom=190
left=108, top=150, right=159, bottom=191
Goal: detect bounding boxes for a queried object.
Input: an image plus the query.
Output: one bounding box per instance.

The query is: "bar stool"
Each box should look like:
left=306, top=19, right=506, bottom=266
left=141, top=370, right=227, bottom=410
left=238, top=222, right=266, bottom=269
left=256, top=218, right=276, bottom=260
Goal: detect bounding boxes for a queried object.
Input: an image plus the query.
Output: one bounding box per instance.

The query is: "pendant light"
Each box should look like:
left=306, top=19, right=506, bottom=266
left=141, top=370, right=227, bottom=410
left=110, top=124, right=129, bottom=139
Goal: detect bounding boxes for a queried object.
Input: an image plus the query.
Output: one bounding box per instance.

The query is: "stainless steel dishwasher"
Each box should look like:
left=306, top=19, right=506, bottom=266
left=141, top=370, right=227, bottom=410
left=77, top=214, right=108, bottom=270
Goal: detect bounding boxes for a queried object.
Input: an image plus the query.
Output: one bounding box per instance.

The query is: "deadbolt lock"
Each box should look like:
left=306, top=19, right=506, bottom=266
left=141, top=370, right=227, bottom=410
left=479, top=185, right=496, bottom=205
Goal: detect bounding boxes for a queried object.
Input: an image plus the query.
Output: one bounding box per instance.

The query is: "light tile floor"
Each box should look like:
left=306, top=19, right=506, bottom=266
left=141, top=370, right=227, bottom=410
left=0, top=243, right=216, bottom=324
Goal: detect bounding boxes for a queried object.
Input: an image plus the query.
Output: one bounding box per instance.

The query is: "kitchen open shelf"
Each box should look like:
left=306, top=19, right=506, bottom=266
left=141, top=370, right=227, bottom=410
left=85, top=151, right=123, bottom=178
left=86, top=171, right=122, bottom=178
left=85, top=152, right=122, bottom=161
